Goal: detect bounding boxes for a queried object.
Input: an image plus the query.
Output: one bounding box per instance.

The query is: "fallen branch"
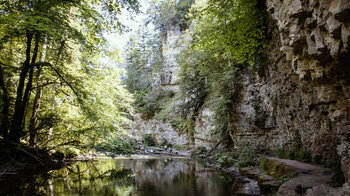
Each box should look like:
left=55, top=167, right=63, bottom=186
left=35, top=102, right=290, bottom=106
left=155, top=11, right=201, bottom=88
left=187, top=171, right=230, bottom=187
left=15, top=146, right=48, bottom=169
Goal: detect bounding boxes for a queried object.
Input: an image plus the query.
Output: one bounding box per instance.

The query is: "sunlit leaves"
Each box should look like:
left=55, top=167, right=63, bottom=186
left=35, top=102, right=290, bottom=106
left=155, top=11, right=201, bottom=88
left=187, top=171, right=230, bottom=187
left=0, top=0, right=139, bottom=149
left=189, top=0, right=266, bottom=66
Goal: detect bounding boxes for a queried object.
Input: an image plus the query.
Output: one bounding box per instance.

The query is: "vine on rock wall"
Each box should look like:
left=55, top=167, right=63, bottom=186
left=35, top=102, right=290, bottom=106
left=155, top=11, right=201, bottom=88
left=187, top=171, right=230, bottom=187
left=173, top=0, right=266, bottom=145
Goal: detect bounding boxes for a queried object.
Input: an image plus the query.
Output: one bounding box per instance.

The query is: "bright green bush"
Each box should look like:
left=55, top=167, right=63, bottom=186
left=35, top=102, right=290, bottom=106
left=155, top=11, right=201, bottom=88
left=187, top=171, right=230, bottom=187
left=215, top=154, right=235, bottom=167
left=94, top=138, right=135, bottom=157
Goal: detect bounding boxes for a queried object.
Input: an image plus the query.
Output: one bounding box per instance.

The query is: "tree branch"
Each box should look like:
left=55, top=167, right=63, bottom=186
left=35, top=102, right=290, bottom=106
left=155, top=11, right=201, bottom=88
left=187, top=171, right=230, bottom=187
left=40, top=62, right=84, bottom=106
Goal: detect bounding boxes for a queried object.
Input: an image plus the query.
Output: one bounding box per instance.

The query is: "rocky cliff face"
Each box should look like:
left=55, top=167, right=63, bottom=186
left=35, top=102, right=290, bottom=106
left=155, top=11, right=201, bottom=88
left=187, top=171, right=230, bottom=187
left=127, top=26, right=215, bottom=149
left=153, top=26, right=181, bottom=92
left=128, top=0, right=350, bottom=188
left=231, top=0, right=350, bottom=188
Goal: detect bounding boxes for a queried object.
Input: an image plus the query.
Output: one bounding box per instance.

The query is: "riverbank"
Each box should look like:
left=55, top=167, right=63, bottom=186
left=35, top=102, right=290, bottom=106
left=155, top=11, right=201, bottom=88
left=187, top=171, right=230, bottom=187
left=0, top=140, right=65, bottom=179
left=194, top=148, right=346, bottom=196
left=2, top=140, right=344, bottom=196
left=0, top=141, right=189, bottom=180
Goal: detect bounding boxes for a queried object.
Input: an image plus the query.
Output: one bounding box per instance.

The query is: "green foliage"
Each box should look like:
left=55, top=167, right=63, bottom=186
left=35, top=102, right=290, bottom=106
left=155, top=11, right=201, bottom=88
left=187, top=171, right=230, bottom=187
left=191, top=0, right=266, bottom=66
left=142, top=134, right=157, bottom=146
left=175, top=0, right=195, bottom=30
left=272, top=147, right=312, bottom=163
left=173, top=0, right=266, bottom=143
left=213, top=146, right=257, bottom=168
left=123, top=23, right=177, bottom=122
left=0, top=0, right=139, bottom=150
left=210, top=69, right=241, bottom=144
left=197, top=146, right=207, bottom=153
left=259, top=156, right=268, bottom=171
left=214, top=153, right=235, bottom=167
left=236, top=146, right=257, bottom=168
left=192, top=146, right=207, bottom=155
left=124, top=28, right=161, bottom=94
left=148, top=0, right=194, bottom=33
left=136, top=88, right=175, bottom=120
left=272, top=147, right=289, bottom=159
left=52, top=147, right=81, bottom=158
left=94, top=138, right=135, bottom=157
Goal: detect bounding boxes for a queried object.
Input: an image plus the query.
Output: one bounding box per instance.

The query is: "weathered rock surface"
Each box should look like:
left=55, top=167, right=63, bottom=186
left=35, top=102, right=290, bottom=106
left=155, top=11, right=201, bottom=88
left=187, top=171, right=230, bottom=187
left=126, top=107, right=216, bottom=149
left=241, top=156, right=342, bottom=196
left=129, top=0, right=350, bottom=191
left=126, top=25, right=216, bottom=149
left=126, top=114, right=190, bottom=146
left=233, top=177, right=261, bottom=196
left=231, top=0, right=350, bottom=190
left=241, top=166, right=280, bottom=194
left=153, top=26, right=182, bottom=92
left=261, top=156, right=343, bottom=196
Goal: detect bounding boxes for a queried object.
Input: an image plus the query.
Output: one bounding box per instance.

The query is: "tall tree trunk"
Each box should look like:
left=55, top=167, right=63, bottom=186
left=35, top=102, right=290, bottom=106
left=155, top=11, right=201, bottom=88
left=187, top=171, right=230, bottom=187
left=22, top=33, right=40, bottom=127
left=8, top=31, right=34, bottom=142
left=0, top=64, right=9, bottom=138
left=28, top=67, right=42, bottom=146
left=29, top=36, right=47, bottom=146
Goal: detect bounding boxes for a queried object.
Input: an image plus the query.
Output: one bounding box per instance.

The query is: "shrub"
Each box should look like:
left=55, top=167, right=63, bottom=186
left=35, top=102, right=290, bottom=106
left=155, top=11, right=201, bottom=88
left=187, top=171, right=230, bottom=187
left=192, top=146, right=207, bottom=155
left=216, top=154, right=235, bottom=167
left=197, top=146, right=207, bottom=154
left=272, top=147, right=289, bottom=159
left=289, top=148, right=312, bottom=163
left=272, top=147, right=312, bottom=163
left=237, top=146, right=257, bottom=168
left=259, top=156, right=268, bottom=171
left=143, top=134, right=157, bottom=146
left=94, top=138, right=135, bottom=156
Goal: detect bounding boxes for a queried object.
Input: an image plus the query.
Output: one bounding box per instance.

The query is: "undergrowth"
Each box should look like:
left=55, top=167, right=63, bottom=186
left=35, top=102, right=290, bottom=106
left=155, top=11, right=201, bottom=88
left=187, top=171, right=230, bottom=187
left=272, top=147, right=312, bottom=163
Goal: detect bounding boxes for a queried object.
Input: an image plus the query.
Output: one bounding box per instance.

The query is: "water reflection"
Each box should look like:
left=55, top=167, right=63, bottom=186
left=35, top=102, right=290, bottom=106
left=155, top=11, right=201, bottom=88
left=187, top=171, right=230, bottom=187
left=0, top=156, right=236, bottom=196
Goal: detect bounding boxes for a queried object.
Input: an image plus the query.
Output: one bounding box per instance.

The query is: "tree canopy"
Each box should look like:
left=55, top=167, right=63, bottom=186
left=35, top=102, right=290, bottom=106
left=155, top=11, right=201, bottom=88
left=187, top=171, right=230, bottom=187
left=0, top=0, right=139, bottom=154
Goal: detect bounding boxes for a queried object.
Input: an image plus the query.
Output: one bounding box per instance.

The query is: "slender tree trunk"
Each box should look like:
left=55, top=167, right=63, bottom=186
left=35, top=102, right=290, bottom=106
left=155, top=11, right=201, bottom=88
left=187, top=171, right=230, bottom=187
left=0, top=64, right=9, bottom=138
left=21, top=33, right=40, bottom=127
left=29, top=36, right=47, bottom=146
left=28, top=63, right=42, bottom=146
left=8, top=31, right=34, bottom=142
left=46, top=39, right=65, bottom=142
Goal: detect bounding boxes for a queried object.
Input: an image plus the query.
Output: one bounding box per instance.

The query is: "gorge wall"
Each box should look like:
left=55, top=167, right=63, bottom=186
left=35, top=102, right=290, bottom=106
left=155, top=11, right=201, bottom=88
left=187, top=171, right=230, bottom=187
left=127, top=0, right=350, bottom=188
left=232, top=0, right=350, bottom=188
left=126, top=25, right=216, bottom=149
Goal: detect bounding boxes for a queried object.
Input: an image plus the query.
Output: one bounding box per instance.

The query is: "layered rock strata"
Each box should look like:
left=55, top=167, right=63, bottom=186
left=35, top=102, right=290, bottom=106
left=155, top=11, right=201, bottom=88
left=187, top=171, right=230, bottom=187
left=232, top=0, right=350, bottom=188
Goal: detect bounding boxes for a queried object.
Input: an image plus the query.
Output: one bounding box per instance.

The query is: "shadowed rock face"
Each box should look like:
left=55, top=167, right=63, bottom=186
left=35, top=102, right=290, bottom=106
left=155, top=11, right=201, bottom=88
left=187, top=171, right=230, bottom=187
left=230, top=0, right=350, bottom=190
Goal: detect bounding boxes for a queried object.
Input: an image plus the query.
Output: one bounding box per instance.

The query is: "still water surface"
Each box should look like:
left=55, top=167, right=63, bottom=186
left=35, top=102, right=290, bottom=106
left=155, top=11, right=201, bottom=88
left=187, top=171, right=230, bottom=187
left=1, top=155, right=239, bottom=196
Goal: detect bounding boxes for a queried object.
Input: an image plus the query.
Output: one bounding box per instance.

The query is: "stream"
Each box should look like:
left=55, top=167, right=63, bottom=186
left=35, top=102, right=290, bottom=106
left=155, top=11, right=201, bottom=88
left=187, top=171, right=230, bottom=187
left=0, top=155, right=248, bottom=196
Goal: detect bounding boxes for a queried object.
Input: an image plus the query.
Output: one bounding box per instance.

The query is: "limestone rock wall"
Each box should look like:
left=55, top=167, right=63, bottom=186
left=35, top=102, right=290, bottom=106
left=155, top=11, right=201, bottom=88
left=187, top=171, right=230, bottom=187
left=126, top=107, right=215, bottom=149
left=127, top=26, right=215, bottom=149
left=126, top=114, right=190, bottom=146
left=231, top=0, right=350, bottom=187
left=153, top=26, right=182, bottom=92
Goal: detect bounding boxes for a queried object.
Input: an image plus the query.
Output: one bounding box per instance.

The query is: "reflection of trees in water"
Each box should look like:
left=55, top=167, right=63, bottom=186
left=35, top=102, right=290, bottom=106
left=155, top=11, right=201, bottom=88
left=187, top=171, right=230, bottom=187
left=49, top=160, right=136, bottom=195
left=1, top=158, right=235, bottom=196
left=0, top=168, right=55, bottom=195
left=0, top=160, right=136, bottom=196
left=126, top=158, right=233, bottom=196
